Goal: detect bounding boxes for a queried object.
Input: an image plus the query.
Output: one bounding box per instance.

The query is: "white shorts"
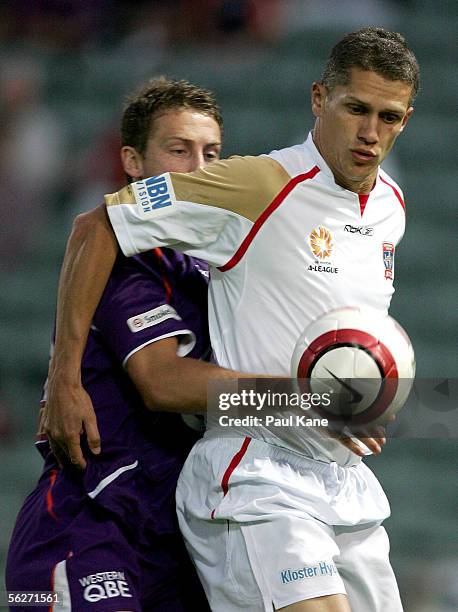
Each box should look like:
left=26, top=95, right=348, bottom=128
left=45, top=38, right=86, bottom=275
left=176, top=436, right=403, bottom=611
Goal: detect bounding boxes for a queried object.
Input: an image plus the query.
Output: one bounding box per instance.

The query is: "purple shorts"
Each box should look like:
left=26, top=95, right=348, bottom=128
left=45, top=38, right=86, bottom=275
left=6, top=458, right=209, bottom=612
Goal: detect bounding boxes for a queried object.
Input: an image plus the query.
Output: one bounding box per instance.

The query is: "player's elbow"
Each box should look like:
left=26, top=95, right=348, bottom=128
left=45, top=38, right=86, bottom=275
left=71, top=205, right=109, bottom=242
left=71, top=208, right=98, bottom=240
left=141, top=381, right=176, bottom=412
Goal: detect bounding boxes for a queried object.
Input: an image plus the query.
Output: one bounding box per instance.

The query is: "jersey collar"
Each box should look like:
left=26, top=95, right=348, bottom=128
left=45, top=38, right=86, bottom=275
left=302, top=132, right=381, bottom=195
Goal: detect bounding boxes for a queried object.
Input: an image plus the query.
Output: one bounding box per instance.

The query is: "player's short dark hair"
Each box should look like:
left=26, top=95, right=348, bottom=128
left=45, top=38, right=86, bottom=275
left=321, top=27, right=420, bottom=105
left=121, top=76, right=223, bottom=154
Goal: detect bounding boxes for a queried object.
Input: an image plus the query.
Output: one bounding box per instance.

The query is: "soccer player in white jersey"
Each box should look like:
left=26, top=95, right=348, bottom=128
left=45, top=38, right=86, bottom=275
left=45, top=27, right=419, bottom=611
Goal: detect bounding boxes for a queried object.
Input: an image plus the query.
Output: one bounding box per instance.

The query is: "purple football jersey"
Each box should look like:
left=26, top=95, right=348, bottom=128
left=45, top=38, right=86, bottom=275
left=6, top=248, right=211, bottom=611
left=39, top=248, right=210, bottom=525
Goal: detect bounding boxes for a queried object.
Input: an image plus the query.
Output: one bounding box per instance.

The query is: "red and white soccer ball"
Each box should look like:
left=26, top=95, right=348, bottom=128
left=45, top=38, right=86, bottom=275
left=291, top=307, right=416, bottom=426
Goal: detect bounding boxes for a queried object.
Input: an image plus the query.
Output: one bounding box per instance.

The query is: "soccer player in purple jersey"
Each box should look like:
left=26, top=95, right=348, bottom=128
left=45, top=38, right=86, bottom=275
left=6, top=78, right=253, bottom=612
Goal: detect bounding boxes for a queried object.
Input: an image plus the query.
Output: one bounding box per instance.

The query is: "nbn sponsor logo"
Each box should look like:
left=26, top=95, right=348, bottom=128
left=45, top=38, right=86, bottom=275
left=137, top=175, right=173, bottom=213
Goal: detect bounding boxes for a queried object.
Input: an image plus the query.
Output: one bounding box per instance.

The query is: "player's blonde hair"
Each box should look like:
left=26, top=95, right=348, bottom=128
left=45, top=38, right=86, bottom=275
left=121, top=76, right=223, bottom=155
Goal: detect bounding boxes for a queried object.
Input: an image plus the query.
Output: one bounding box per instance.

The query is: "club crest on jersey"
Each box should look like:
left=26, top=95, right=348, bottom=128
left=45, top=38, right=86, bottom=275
left=133, top=174, right=175, bottom=216
left=307, top=226, right=338, bottom=274
left=382, top=242, right=395, bottom=279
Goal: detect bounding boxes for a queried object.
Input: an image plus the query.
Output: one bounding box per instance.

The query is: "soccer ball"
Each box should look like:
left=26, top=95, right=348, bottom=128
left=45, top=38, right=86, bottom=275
left=290, top=307, right=415, bottom=427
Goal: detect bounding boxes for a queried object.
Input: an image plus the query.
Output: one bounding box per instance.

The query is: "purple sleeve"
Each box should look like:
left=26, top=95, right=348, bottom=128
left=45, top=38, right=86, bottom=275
left=93, top=254, right=195, bottom=366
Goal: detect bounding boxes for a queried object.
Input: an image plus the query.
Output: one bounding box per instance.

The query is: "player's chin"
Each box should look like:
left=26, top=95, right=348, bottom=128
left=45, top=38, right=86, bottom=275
left=350, top=156, right=376, bottom=169
left=346, top=164, right=376, bottom=182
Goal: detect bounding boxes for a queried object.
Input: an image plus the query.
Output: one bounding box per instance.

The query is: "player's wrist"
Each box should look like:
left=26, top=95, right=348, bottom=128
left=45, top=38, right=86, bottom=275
left=48, top=354, right=82, bottom=386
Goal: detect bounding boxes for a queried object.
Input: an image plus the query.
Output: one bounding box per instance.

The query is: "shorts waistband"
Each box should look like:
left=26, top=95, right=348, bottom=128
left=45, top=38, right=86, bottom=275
left=209, top=436, right=360, bottom=475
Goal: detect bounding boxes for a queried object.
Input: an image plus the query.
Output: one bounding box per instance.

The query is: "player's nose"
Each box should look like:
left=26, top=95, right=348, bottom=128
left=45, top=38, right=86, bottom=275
left=357, top=115, right=379, bottom=144
left=189, top=149, right=207, bottom=171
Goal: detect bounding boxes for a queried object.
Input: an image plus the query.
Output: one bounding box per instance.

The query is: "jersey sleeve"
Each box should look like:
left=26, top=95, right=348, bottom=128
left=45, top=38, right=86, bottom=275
left=93, top=255, right=196, bottom=367
left=105, top=156, right=291, bottom=267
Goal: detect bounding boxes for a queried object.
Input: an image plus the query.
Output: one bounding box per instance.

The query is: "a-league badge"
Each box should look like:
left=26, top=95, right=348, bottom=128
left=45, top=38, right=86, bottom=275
left=306, top=226, right=338, bottom=274
left=383, top=242, right=395, bottom=279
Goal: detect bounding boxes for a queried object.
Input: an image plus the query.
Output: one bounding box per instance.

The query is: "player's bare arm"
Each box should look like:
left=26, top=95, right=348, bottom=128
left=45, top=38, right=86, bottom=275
left=126, top=337, right=259, bottom=414
left=44, top=203, right=118, bottom=468
left=44, top=333, right=261, bottom=469
left=129, top=339, right=389, bottom=456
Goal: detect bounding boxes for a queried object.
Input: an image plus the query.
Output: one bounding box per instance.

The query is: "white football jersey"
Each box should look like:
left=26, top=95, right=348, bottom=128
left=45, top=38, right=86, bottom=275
left=106, top=134, right=406, bottom=465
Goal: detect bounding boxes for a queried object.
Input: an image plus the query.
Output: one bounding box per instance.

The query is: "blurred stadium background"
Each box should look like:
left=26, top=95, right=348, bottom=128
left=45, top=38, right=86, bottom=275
left=0, top=1, right=456, bottom=610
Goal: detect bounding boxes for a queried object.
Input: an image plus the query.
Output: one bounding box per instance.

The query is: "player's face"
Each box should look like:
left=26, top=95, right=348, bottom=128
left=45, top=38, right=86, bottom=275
left=311, top=68, right=414, bottom=193
left=122, top=108, right=222, bottom=180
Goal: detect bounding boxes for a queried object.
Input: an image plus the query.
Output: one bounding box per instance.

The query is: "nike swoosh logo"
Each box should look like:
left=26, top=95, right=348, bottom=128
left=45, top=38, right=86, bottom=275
left=325, top=368, right=363, bottom=404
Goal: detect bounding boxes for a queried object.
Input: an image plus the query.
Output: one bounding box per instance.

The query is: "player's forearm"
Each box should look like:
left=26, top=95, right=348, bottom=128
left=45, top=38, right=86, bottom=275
left=139, top=358, right=259, bottom=414
left=50, top=205, right=119, bottom=380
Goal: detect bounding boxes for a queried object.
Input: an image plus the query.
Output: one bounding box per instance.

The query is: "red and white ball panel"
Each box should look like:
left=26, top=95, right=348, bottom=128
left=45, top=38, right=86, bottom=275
left=291, top=307, right=415, bottom=425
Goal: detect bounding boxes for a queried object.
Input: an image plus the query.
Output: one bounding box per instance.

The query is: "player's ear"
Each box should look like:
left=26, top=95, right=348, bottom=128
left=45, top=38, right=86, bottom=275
left=399, top=107, right=414, bottom=133
left=311, top=82, right=327, bottom=118
left=121, top=146, right=144, bottom=181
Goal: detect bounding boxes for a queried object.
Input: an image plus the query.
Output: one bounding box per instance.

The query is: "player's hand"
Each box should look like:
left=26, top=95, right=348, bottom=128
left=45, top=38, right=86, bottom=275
left=42, top=375, right=101, bottom=470
left=336, top=428, right=386, bottom=456
left=333, top=416, right=395, bottom=457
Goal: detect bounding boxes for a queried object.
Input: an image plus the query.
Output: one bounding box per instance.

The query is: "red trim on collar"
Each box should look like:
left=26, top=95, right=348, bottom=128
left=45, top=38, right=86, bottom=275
left=358, top=193, right=370, bottom=216
left=379, top=175, right=405, bottom=212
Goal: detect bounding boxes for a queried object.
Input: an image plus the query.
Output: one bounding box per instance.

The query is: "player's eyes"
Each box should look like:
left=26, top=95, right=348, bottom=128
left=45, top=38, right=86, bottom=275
left=381, top=113, right=400, bottom=124
left=347, top=104, right=365, bottom=114
left=171, top=148, right=187, bottom=155
left=205, top=152, right=219, bottom=161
